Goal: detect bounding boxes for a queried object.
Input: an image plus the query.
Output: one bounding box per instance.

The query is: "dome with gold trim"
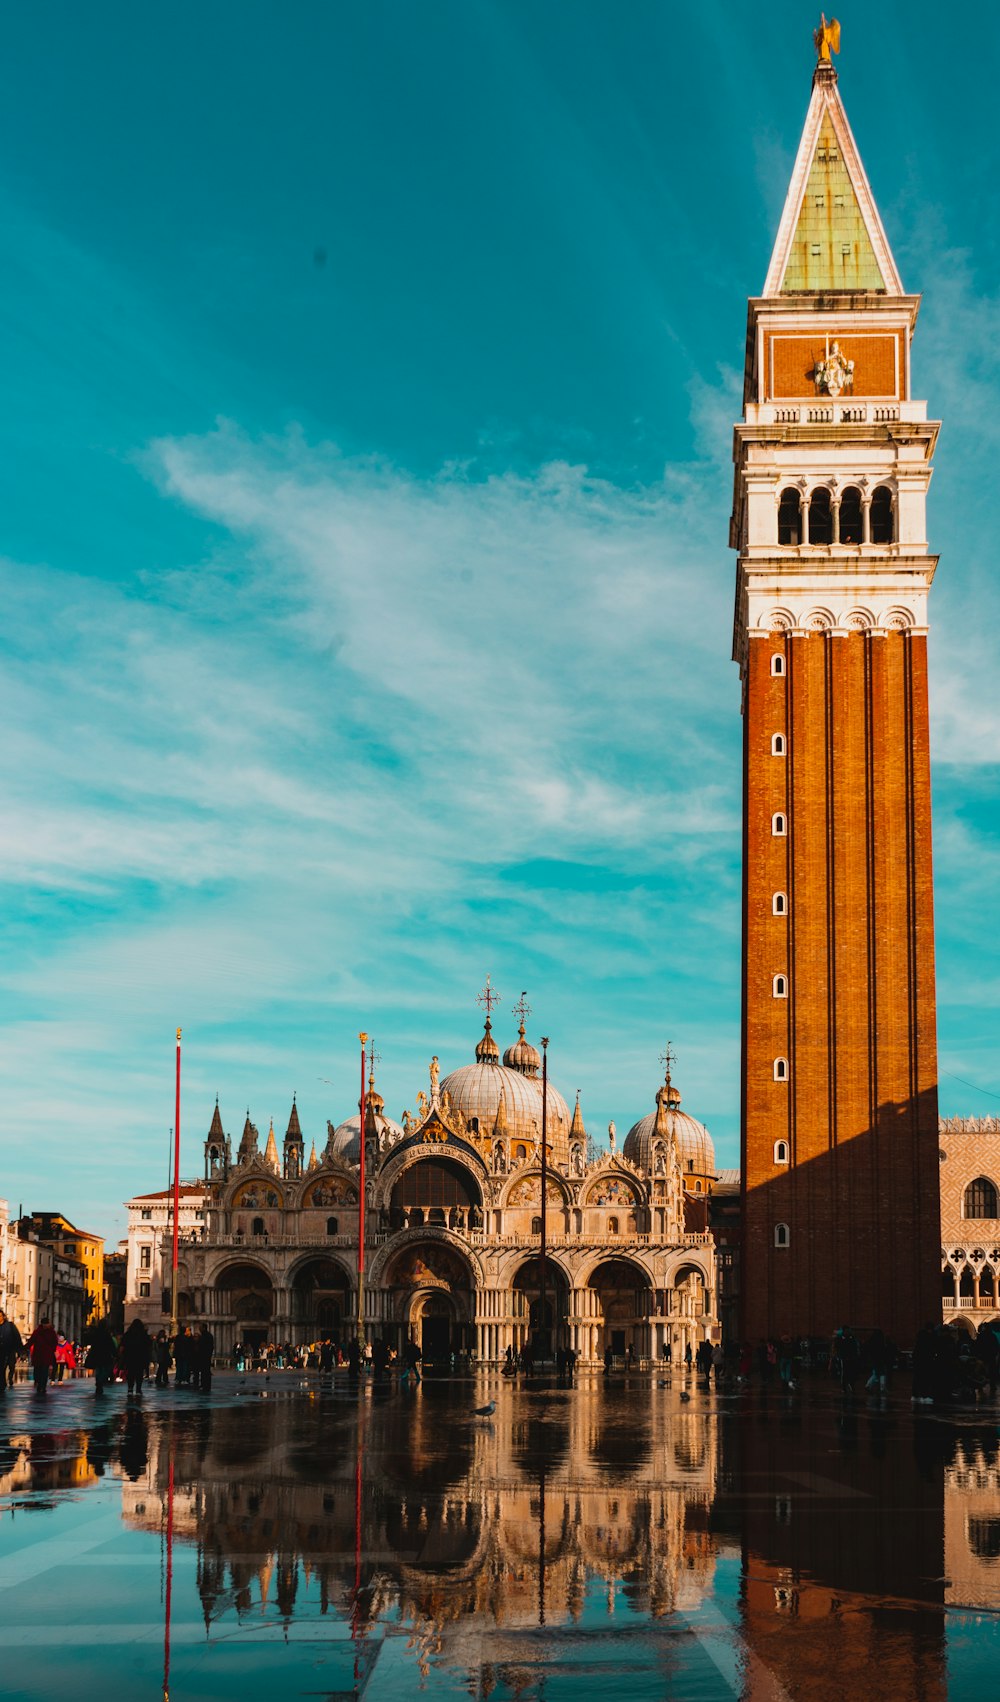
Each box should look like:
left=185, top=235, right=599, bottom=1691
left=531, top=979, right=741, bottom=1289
left=441, top=1022, right=571, bottom=1166
left=623, top=1073, right=715, bottom=1181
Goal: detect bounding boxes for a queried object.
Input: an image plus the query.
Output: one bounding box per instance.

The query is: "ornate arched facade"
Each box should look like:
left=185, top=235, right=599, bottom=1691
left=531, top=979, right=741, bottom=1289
left=179, top=1025, right=718, bottom=1361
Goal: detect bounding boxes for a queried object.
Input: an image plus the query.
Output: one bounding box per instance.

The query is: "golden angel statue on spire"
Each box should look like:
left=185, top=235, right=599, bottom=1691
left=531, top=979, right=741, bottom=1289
left=814, top=14, right=841, bottom=62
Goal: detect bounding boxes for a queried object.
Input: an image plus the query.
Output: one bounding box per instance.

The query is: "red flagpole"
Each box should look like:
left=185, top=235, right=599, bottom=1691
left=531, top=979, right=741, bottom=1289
left=170, top=1029, right=181, bottom=1336
left=357, top=1032, right=367, bottom=1347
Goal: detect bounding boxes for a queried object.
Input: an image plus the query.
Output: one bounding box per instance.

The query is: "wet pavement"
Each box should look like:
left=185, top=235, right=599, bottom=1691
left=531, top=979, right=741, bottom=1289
left=0, top=1368, right=998, bottom=1699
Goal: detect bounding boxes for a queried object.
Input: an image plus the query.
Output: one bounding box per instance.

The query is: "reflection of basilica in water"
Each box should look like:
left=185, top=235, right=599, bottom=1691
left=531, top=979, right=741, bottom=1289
left=176, top=1010, right=719, bottom=1363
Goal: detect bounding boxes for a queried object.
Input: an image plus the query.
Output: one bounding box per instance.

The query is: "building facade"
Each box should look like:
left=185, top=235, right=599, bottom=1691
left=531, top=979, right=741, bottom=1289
left=732, top=46, right=941, bottom=1343
left=172, top=1017, right=718, bottom=1363
left=940, top=1117, right=1000, bottom=1332
left=31, top=1212, right=105, bottom=1322
left=123, top=1184, right=207, bottom=1330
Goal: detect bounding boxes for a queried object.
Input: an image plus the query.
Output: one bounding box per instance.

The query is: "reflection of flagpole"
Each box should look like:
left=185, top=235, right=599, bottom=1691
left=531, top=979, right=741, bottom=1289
left=540, top=1038, right=549, bottom=1362
left=351, top=1403, right=365, bottom=1678
left=170, top=1029, right=182, bottom=1337
left=357, top=1032, right=368, bottom=1348
left=162, top=1450, right=175, bottom=1701
left=538, top=1458, right=546, bottom=1627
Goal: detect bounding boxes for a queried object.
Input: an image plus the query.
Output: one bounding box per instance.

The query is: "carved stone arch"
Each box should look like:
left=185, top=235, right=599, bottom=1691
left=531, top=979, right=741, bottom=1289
left=367, top=1224, right=485, bottom=1291
left=372, top=1140, right=486, bottom=1212
left=804, top=606, right=836, bottom=631
left=576, top=1248, right=657, bottom=1288
left=284, top=1248, right=355, bottom=1291
left=496, top=1247, right=575, bottom=1290
left=843, top=606, right=875, bottom=631
left=766, top=607, right=795, bottom=633
left=582, top=1168, right=646, bottom=1209
left=500, top=1169, right=571, bottom=1210
left=662, top=1254, right=712, bottom=1289
left=881, top=605, right=915, bottom=631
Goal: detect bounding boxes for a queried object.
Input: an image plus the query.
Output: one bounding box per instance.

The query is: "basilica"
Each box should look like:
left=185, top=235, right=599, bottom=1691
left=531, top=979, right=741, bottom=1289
left=176, top=1010, right=718, bottom=1365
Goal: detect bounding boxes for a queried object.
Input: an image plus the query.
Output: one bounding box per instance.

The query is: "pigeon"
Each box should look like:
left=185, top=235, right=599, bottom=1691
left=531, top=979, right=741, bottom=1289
left=473, top=1400, right=496, bottom=1417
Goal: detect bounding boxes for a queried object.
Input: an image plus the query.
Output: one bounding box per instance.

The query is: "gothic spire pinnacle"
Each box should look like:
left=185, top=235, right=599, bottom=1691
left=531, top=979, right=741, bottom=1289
left=263, top=1118, right=280, bottom=1172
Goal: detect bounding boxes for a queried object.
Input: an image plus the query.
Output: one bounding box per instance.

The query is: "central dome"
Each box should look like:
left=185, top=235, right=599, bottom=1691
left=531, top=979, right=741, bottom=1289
left=442, top=1025, right=571, bottom=1166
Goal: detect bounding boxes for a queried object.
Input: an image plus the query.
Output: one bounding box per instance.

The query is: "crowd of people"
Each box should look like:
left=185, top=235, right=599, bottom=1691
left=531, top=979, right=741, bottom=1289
left=0, top=1310, right=216, bottom=1399
left=3, top=1304, right=999, bottom=1406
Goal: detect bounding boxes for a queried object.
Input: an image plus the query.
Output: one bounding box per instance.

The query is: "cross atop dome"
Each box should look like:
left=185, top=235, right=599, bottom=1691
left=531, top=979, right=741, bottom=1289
left=476, top=974, right=501, bottom=1020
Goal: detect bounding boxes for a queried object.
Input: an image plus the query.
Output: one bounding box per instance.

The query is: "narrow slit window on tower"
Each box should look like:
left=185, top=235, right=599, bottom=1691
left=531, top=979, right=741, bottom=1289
left=772, top=813, right=787, bottom=837
left=808, top=487, right=833, bottom=545
left=771, top=733, right=786, bottom=756
left=839, top=485, right=863, bottom=545
left=772, top=892, right=787, bottom=915
left=773, top=975, right=788, bottom=998
left=771, top=653, right=786, bottom=677
left=870, top=485, right=894, bottom=544
left=774, top=1140, right=789, bottom=1165
left=777, top=487, right=801, bottom=546
left=774, top=1222, right=790, bottom=1248
left=773, top=1057, right=789, bottom=1081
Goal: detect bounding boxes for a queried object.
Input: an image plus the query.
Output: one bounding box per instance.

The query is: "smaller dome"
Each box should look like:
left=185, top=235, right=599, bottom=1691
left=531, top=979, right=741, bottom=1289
left=475, top=1020, right=500, bottom=1064
left=503, top=1023, right=541, bottom=1077
left=623, top=1076, right=715, bottom=1177
left=327, top=1106, right=404, bottom=1166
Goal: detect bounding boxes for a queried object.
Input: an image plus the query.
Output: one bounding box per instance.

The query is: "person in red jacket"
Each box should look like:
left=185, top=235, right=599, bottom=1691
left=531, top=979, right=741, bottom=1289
left=26, top=1318, right=59, bottom=1398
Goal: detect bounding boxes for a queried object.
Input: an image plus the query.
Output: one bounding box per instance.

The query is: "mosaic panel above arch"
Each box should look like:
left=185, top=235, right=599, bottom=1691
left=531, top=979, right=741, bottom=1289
left=303, top=1176, right=357, bottom=1208
left=386, top=1243, right=473, bottom=1289
left=231, top=1180, right=283, bottom=1209
left=584, top=1176, right=638, bottom=1207
left=505, top=1174, right=566, bottom=1208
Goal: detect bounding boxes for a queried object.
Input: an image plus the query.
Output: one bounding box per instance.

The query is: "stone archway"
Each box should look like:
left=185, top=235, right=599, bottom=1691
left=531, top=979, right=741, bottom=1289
left=289, top=1255, right=353, bottom=1345
left=214, top=1261, right=275, bottom=1353
left=511, top=1257, right=570, bottom=1361
left=383, top=1239, right=476, bottom=1365
left=587, top=1258, right=654, bottom=1365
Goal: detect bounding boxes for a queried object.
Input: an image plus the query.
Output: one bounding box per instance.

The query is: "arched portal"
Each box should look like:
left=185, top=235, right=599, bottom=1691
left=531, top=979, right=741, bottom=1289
left=588, top=1258, right=653, bottom=1364
left=215, top=1262, right=275, bottom=1352
left=290, top=1256, right=352, bottom=1344
left=384, top=1240, right=476, bottom=1365
left=511, top=1258, right=570, bottom=1361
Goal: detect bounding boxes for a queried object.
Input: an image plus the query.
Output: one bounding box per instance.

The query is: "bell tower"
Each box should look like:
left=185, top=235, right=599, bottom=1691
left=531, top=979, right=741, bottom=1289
left=731, top=32, right=941, bottom=1345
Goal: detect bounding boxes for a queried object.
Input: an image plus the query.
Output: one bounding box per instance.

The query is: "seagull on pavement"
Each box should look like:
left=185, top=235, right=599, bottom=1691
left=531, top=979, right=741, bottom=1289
left=473, top=1400, right=496, bottom=1417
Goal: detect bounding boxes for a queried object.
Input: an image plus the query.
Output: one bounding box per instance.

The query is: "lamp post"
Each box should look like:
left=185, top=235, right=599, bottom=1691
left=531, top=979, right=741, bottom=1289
left=170, top=1029, right=181, bottom=1337
left=540, top=1036, right=549, bottom=1364
left=357, top=1032, right=367, bottom=1348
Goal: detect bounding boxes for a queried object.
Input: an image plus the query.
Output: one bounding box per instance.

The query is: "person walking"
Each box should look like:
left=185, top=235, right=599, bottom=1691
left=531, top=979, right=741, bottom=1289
left=85, top=1320, right=118, bottom=1398
left=0, top=1313, right=23, bottom=1391
left=401, top=1338, right=422, bottom=1384
left=26, top=1318, right=59, bottom=1398
left=194, top=1324, right=214, bottom=1393
left=173, top=1325, right=193, bottom=1387
left=153, top=1331, right=171, bottom=1388
left=121, top=1319, right=152, bottom=1397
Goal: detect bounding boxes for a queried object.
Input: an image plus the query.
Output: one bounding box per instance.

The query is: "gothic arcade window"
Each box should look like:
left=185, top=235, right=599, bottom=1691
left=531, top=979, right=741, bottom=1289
left=772, top=891, right=787, bottom=915
left=774, top=1140, right=789, bottom=1164
left=531, top=1216, right=542, bottom=1235
left=390, top=1158, right=478, bottom=1211
left=774, top=1222, right=790, bottom=1248
left=770, top=654, right=786, bottom=677
left=964, top=1177, right=999, bottom=1219
left=839, top=485, right=863, bottom=544
left=773, top=1058, right=789, bottom=1081
left=252, top=1216, right=265, bottom=1236
left=808, top=487, right=833, bottom=545
left=870, top=485, right=894, bottom=543
left=772, top=813, right=787, bottom=836
left=608, top=1216, right=619, bottom=1235
left=777, top=487, right=801, bottom=545
left=968, top=1518, right=1000, bottom=1561
left=326, top=1216, right=339, bottom=1236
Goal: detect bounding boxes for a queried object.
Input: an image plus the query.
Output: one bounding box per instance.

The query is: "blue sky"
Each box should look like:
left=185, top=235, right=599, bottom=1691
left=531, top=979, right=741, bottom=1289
left=2, top=2, right=998, bottom=1244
